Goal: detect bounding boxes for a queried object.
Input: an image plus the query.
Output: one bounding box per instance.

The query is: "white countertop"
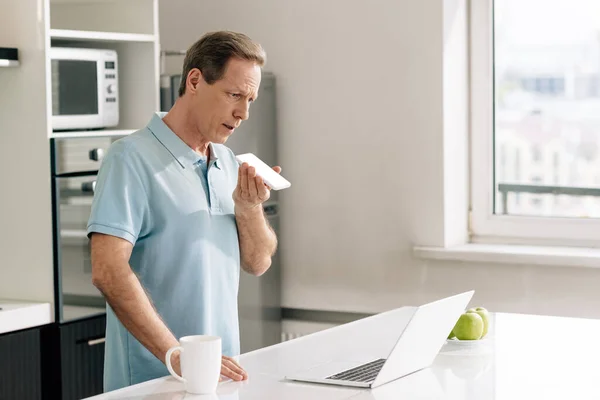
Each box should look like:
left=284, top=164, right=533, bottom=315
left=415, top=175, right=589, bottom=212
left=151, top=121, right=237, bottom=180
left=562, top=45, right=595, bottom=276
left=0, top=299, right=52, bottom=334
left=85, top=308, right=600, bottom=399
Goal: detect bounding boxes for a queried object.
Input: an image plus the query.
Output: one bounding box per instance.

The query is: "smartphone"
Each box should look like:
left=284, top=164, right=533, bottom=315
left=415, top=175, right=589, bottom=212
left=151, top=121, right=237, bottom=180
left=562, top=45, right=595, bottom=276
left=235, top=153, right=291, bottom=191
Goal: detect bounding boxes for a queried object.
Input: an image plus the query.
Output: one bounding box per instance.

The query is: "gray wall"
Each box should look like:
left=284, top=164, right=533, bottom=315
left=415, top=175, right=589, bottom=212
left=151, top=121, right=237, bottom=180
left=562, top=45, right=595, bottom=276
left=159, top=0, right=600, bottom=319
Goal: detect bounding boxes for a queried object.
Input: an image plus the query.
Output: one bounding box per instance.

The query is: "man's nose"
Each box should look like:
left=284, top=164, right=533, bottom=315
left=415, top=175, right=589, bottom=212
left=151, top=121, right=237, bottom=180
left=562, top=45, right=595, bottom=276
left=235, top=101, right=250, bottom=121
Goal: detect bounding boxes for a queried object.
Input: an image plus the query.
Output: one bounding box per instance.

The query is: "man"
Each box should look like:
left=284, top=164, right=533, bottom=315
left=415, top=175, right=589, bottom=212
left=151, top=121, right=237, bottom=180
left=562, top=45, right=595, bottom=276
left=87, top=31, right=279, bottom=392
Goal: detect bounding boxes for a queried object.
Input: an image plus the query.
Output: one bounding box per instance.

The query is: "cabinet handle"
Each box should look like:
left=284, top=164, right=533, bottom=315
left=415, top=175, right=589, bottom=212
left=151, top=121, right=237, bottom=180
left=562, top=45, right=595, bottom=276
left=89, top=148, right=105, bottom=162
left=87, top=337, right=106, bottom=346
left=81, top=180, right=97, bottom=193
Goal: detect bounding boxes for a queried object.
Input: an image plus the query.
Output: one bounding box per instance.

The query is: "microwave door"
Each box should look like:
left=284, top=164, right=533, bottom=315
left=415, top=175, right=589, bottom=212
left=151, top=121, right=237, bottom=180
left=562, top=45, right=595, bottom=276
left=52, top=58, right=102, bottom=131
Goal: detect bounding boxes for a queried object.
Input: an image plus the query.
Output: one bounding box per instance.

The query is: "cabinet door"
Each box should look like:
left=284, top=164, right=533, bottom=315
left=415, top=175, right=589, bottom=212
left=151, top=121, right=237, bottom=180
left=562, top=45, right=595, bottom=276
left=0, top=328, right=42, bottom=400
left=59, top=315, right=106, bottom=400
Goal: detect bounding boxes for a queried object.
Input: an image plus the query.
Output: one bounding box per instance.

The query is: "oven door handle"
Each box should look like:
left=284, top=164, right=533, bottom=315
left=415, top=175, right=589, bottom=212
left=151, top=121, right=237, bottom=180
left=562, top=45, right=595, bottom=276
left=81, top=180, right=97, bottom=193
left=87, top=337, right=106, bottom=346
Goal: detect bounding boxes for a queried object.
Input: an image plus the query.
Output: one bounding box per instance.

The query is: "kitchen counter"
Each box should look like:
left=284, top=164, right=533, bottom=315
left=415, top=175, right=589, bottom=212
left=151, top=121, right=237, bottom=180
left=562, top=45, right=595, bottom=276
left=0, top=299, right=52, bottom=334
left=85, top=307, right=600, bottom=399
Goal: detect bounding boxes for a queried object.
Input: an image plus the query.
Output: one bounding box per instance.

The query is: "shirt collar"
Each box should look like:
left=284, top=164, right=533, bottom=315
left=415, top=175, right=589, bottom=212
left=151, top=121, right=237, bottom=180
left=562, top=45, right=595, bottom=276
left=147, top=112, right=221, bottom=169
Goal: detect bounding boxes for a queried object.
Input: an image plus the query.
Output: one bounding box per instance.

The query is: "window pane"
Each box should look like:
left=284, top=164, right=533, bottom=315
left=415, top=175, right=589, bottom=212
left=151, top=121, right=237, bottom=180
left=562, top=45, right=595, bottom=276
left=494, top=0, right=600, bottom=218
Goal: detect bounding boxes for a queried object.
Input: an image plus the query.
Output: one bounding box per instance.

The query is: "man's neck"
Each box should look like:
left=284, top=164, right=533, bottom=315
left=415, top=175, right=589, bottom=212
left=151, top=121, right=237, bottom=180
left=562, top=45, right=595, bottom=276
left=162, top=102, right=210, bottom=157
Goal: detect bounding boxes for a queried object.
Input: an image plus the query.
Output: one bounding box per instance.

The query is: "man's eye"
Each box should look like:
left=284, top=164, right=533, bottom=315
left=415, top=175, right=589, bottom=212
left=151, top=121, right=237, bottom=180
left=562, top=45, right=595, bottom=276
left=230, top=93, right=241, bottom=99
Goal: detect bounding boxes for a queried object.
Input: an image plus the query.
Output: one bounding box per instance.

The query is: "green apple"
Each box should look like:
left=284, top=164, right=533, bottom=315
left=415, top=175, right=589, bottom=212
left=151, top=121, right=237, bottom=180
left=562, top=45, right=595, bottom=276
left=452, top=312, right=484, bottom=340
left=468, top=307, right=490, bottom=338
left=448, top=330, right=456, bottom=339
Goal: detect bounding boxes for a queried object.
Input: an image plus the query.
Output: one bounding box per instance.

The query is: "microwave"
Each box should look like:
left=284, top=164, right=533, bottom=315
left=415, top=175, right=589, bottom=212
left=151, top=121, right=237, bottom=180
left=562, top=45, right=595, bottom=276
left=50, top=47, right=119, bottom=131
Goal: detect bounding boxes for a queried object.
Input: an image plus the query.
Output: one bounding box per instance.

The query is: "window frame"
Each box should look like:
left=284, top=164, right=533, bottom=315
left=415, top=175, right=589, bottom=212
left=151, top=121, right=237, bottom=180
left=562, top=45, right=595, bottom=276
left=469, top=0, right=600, bottom=247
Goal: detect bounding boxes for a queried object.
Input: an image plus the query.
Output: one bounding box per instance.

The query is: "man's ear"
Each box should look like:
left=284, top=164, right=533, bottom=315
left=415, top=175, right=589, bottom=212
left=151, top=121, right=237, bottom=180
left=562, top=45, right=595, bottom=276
left=187, top=68, right=203, bottom=93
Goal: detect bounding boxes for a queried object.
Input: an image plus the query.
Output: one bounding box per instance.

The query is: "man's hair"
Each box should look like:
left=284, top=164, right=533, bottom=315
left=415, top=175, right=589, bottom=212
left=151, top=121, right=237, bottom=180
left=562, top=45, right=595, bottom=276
left=178, top=31, right=266, bottom=97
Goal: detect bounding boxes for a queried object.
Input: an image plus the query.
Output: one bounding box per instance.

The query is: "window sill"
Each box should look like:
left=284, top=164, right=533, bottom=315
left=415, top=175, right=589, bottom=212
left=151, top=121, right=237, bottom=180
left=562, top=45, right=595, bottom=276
left=413, top=243, right=600, bottom=268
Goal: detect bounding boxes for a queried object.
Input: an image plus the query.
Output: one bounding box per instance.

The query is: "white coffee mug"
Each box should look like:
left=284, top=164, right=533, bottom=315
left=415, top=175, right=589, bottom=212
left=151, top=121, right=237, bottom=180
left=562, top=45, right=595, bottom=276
left=166, top=335, right=222, bottom=394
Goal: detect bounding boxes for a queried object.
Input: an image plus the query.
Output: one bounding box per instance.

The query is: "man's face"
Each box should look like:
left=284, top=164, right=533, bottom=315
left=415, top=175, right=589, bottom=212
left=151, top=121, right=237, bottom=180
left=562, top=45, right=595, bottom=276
left=189, top=58, right=261, bottom=144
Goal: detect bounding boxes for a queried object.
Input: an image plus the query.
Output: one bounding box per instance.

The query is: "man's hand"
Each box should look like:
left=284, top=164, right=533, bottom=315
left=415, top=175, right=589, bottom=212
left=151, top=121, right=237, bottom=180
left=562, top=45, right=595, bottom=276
left=170, top=351, right=182, bottom=376
left=170, top=352, right=248, bottom=382
left=220, top=355, right=248, bottom=381
left=233, top=162, right=282, bottom=212
left=233, top=162, right=280, bottom=275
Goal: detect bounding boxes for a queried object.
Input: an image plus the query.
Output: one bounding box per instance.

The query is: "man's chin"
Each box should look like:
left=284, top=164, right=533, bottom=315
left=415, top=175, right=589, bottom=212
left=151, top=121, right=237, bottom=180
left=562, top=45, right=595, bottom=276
left=216, top=132, right=233, bottom=144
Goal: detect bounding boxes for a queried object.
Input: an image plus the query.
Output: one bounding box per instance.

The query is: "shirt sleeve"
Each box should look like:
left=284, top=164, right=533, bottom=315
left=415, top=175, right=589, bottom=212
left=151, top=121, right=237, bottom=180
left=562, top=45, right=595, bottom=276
left=87, top=144, right=149, bottom=245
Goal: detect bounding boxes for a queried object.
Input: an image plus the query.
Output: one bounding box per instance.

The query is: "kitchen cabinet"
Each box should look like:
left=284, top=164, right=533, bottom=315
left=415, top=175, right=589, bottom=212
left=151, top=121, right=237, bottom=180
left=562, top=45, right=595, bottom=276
left=41, top=314, right=106, bottom=400
left=0, top=0, right=160, bottom=325
left=2, top=2, right=158, bottom=398
left=0, top=327, right=42, bottom=400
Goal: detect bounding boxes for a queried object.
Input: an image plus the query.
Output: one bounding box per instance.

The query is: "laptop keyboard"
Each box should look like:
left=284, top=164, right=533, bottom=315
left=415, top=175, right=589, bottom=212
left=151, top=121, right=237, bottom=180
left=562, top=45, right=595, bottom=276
left=326, top=358, right=386, bottom=383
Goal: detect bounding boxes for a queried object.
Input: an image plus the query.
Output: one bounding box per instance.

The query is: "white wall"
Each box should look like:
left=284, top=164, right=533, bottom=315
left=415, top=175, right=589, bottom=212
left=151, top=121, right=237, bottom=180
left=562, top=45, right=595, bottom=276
left=0, top=0, right=55, bottom=306
left=159, top=0, right=600, bottom=320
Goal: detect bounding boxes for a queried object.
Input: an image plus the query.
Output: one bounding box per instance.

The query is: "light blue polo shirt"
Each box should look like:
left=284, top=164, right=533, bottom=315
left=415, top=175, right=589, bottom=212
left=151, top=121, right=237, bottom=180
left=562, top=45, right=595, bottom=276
left=87, top=112, right=241, bottom=392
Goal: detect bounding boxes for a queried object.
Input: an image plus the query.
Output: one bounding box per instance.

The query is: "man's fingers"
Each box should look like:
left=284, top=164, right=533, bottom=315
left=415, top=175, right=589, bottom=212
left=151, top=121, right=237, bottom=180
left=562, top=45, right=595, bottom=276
left=235, top=163, right=274, bottom=207
left=239, top=163, right=249, bottom=198
left=247, top=167, right=258, bottom=199
left=236, top=164, right=242, bottom=186
left=256, top=176, right=269, bottom=200
left=221, top=365, right=244, bottom=381
left=222, top=356, right=248, bottom=380
left=223, top=356, right=246, bottom=374
left=272, top=166, right=282, bottom=174
left=223, top=355, right=244, bottom=367
left=222, top=367, right=244, bottom=381
left=234, top=165, right=243, bottom=200
left=221, top=364, right=245, bottom=381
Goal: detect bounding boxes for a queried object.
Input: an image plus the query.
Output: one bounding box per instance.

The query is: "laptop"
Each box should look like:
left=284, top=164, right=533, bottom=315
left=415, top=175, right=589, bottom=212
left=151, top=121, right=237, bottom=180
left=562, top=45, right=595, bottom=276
left=285, top=290, right=474, bottom=389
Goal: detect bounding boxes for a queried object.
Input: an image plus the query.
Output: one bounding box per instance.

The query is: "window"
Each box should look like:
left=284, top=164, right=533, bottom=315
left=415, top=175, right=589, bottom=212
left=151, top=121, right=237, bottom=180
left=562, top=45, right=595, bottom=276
left=470, top=0, right=600, bottom=245
left=553, top=152, right=560, bottom=185
left=520, top=77, right=565, bottom=96
left=499, top=144, right=507, bottom=174
left=531, top=146, right=542, bottom=163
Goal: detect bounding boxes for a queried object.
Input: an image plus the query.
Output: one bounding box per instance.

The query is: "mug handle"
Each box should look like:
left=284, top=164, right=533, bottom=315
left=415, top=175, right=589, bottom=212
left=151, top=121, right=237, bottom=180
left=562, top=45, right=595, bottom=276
left=166, top=346, right=186, bottom=383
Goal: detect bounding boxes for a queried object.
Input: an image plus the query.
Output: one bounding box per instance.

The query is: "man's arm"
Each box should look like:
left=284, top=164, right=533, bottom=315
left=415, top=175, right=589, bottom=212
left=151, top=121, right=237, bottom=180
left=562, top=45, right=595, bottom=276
left=235, top=205, right=277, bottom=275
left=90, top=233, right=182, bottom=369
left=233, top=163, right=280, bottom=276
left=91, top=233, right=248, bottom=381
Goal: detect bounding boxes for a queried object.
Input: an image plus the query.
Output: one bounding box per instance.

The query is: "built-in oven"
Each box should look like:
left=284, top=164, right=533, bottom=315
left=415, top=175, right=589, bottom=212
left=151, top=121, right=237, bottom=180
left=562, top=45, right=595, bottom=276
left=50, top=135, right=124, bottom=323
